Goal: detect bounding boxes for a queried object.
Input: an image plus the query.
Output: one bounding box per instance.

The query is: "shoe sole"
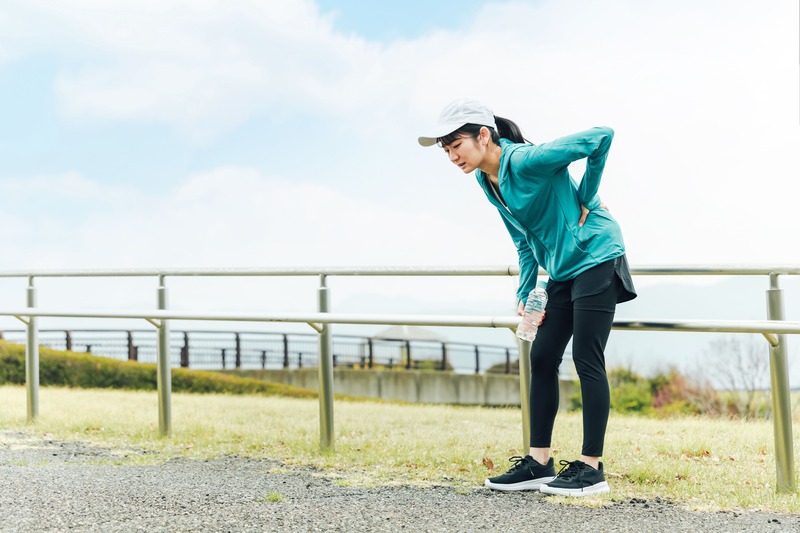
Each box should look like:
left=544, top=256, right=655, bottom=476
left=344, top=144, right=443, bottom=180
left=483, top=476, right=556, bottom=492
left=540, top=481, right=610, bottom=497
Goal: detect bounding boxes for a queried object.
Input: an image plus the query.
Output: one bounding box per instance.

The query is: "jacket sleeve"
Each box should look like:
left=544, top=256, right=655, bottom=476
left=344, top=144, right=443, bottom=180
left=519, top=127, right=614, bottom=210
left=499, top=213, right=539, bottom=306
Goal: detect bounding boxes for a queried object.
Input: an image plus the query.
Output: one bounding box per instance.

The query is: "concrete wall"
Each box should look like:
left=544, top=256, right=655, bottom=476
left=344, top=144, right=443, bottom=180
left=237, top=368, right=573, bottom=409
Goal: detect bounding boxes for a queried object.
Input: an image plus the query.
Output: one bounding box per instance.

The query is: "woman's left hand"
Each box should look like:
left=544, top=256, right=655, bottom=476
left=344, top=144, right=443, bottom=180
left=578, top=203, right=609, bottom=227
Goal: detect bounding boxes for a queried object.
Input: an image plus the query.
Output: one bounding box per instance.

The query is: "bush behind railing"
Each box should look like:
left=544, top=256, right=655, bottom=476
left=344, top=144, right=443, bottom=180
left=0, top=341, right=316, bottom=398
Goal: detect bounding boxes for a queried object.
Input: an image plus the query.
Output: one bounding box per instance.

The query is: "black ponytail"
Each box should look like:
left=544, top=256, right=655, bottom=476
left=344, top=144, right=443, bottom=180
left=494, top=116, right=529, bottom=144
left=436, top=115, right=529, bottom=147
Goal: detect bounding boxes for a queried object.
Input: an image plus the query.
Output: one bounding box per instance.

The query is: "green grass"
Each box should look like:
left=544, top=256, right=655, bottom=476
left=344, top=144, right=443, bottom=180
left=1, top=385, right=799, bottom=512
left=262, top=491, right=285, bottom=503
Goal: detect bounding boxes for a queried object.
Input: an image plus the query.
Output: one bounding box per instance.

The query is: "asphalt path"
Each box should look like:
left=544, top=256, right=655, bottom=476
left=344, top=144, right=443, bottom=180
left=0, top=430, right=797, bottom=532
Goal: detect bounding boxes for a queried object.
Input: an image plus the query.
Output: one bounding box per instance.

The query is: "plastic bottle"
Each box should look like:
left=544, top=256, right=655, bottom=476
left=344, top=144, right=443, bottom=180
left=516, top=280, right=548, bottom=341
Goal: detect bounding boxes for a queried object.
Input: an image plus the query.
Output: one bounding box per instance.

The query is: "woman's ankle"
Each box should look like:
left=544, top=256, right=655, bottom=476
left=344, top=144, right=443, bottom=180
left=580, top=456, right=601, bottom=469
left=529, top=448, right=550, bottom=464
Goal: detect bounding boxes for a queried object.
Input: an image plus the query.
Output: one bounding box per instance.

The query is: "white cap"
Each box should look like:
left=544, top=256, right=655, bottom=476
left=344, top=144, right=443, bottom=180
left=417, top=98, right=497, bottom=147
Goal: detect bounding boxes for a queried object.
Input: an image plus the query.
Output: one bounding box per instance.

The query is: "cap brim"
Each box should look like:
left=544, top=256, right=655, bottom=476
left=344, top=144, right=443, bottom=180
left=417, top=121, right=467, bottom=147
left=417, top=136, right=439, bottom=147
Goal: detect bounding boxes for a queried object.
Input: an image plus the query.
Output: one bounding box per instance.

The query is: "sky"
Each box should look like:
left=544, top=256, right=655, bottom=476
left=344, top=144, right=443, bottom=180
left=0, top=0, right=798, bottom=381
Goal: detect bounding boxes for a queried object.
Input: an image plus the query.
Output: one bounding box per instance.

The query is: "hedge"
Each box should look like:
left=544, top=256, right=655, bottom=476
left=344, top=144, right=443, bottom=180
left=0, top=341, right=316, bottom=398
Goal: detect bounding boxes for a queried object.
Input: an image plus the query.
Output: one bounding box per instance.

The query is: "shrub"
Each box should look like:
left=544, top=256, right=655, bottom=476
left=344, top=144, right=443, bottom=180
left=567, top=380, right=582, bottom=411
left=0, top=341, right=315, bottom=397
left=486, top=359, right=518, bottom=374
left=612, top=381, right=653, bottom=414
left=553, top=365, right=734, bottom=418
left=608, top=368, right=653, bottom=414
left=650, top=368, right=720, bottom=416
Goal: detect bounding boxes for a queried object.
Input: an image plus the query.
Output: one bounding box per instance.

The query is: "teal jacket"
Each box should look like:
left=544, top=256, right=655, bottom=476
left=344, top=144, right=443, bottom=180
left=475, top=127, right=626, bottom=305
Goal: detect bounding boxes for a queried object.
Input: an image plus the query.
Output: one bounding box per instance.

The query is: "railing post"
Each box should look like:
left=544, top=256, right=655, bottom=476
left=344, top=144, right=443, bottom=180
left=517, top=338, right=532, bottom=455
left=505, top=348, right=511, bottom=374
left=474, top=346, right=480, bottom=375
left=282, top=334, right=289, bottom=368
left=65, top=330, right=72, bottom=352
left=440, top=341, right=447, bottom=371
left=261, top=350, right=267, bottom=369
left=26, top=276, right=39, bottom=423
left=156, top=276, right=172, bottom=437
left=127, top=331, right=135, bottom=361
left=180, top=332, right=189, bottom=367
left=221, top=348, right=226, bottom=369
left=235, top=332, right=242, bottom=369
left=766, top=273, right=795, bottom=493
left=367, top=338, right=374, bottom=369
left=405, top=340, right=412, bottom=370
left=318, top=275, right=334, bottom=451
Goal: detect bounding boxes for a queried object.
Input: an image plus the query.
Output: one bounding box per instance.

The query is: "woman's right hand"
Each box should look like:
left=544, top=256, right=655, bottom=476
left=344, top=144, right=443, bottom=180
left=518, top=301, right=546, bottom=324
left=578, top=202, right=609, bottom=227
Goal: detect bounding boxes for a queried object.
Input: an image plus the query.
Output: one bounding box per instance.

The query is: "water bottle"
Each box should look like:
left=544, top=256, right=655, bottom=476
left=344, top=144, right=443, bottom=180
left=516, top=280, right=548, bottom=341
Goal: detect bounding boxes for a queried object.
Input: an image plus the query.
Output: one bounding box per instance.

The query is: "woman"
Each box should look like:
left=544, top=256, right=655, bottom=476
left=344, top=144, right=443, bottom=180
left=418, top=98, right=636, bottom=497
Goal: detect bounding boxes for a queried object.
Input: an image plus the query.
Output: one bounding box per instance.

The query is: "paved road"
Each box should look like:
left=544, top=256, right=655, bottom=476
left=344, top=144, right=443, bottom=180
left=0, top=430, right=797, bottom=532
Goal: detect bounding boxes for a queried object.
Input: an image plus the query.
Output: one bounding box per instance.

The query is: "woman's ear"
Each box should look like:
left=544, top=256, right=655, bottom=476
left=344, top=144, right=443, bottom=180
left=480, top=126, right=491, bottom=146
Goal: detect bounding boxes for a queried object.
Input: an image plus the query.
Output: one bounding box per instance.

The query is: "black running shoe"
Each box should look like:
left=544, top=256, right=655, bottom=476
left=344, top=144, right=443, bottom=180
left=484, top=455, right=556, bottom=492
left=540, top=460, right=610, bottom=497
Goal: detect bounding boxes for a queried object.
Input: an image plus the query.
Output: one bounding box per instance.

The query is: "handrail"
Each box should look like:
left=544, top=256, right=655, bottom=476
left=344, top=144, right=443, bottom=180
left=1, top=308, right=800, bottom=335
left=0, top=264, right=799, bottom=278
left=1, top=264, right=796, bottom=493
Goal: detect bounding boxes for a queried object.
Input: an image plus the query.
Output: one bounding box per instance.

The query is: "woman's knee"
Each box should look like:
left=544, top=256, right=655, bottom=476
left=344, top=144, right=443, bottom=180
left=530, top=350, right=563, bottom=375
left=573, top=356, right=607, bottom=382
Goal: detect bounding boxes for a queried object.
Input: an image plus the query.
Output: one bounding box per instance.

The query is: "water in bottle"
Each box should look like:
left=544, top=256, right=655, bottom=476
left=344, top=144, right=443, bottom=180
left=516, top=280, right=548, bottom=341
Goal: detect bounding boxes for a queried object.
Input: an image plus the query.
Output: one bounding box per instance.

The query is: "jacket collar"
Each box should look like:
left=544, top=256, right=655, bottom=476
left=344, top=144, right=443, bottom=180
left=476, top=138, right=522, bottom=190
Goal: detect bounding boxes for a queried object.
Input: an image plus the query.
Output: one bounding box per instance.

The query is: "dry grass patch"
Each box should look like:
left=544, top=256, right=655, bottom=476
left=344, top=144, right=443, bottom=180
left=1, top=385, right=798, bottom=512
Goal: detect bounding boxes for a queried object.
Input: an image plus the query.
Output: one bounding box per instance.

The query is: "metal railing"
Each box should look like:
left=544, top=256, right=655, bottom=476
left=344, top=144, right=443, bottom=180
left=0, top=329, right=519, bottom=374
left=0, top=265, right=798, bottom=492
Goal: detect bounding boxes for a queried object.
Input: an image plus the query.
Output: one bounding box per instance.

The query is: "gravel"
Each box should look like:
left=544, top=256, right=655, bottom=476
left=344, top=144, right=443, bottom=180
left=1, top=430, right=797, bottom=532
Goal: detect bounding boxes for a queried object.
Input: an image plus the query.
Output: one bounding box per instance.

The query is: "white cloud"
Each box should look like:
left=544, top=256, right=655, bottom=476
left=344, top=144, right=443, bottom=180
left=2, top=0, right=376, bottom=138
left=1, top=0, right=798, bottom=268
left=0, top=166, right=516, bottom=286
left=4, top=1, right=796, bottom=143
left=0, top=171, right=138, bottom=201
left=117, top=166, right=513, bottom=266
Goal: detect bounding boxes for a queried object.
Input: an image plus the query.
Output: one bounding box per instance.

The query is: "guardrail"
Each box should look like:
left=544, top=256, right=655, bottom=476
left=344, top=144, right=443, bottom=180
left=0, top=265, right=798, bottom=492
left=0, top=329, right=519, bottom=374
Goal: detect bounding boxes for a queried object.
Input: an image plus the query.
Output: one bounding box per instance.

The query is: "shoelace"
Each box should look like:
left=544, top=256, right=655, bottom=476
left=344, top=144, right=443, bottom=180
left=554, top=459, right=585, bottom=480
left=505, top=455, right=529, bottom=472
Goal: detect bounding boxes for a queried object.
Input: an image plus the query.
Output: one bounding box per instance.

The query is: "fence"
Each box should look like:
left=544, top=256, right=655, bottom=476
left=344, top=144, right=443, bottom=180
left=0, top=265, right=798, bottom=493
left=0, top=329, right=518, bottom=374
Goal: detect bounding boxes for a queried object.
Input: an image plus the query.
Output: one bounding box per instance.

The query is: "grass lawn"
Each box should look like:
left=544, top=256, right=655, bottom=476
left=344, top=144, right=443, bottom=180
left=1, top=385, right=798, bottom=512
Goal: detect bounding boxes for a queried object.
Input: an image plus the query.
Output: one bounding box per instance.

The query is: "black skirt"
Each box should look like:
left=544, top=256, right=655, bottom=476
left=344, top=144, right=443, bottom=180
left=546, top=254, right=637, bottom=309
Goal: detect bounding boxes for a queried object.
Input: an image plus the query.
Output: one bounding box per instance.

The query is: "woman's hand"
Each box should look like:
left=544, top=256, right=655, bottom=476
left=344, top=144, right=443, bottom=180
left=578, top=202, right=609, bottom=227
left=517, top=301, right=546, bottom=325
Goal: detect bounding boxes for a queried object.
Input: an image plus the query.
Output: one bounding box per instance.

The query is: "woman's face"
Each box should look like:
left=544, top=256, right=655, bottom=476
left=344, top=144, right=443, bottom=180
left=441, top=133, right=484, bottom=174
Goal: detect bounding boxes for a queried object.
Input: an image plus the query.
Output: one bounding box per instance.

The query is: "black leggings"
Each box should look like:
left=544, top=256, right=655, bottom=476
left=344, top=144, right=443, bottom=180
left=528, top=269, right=622, bottom=457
